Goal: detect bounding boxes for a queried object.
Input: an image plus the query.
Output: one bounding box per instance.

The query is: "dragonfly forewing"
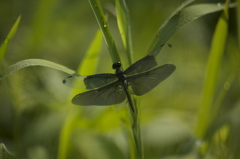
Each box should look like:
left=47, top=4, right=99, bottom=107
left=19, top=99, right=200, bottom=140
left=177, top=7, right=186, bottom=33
left=84, top=74, right=118, bottom=89
left=63, top=73, right=118, bottom=90
left=124, top=55, right=157, bottom=75
left=62, top=73, right=86, bottom=89
left=151, top=44, right=172, bottom=65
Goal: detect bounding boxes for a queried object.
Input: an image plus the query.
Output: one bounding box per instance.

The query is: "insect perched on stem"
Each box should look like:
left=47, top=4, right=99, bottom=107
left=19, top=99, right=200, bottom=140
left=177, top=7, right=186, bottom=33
left=63, top=50, right=176, bottom=112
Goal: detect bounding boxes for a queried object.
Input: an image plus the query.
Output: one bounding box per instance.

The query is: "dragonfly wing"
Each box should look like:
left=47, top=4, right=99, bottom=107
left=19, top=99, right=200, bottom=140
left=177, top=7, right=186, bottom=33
left=72, top=81, right=126, bottom=106
left=127, top=64, right=176, bottom=96
left=62, top=73, right=86, bottom=89
left=124, top=55, right=158, bottom=75
left=124, top=44, right=172, bottom=75
left=63, top=73, right=117, bottom=89
left=84, top=74, right=118, bottom=89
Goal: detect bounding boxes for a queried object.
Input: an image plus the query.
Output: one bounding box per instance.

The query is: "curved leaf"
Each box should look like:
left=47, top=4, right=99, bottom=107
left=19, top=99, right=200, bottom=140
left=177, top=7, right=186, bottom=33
left=147, top=1, right=236, bottom=57
left=0, top=59, right=75, bottom=80
left=0, top=143, right=15, bottom=159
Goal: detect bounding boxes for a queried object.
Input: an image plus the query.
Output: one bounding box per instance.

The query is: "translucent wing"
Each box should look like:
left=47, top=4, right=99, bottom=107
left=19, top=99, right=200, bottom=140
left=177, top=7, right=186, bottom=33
left=124, top=55, right=157, bottom=75
left=84, top=74, right=117, bottom=89
left=62, top=73, right=86, bottom=89
left=72, top=81, right=126, bottom=106
left=124, top=44, right=172, bottom=75
left=62, top=73, right=117, bottom=89
left=127, top=64, right=176, bottom=96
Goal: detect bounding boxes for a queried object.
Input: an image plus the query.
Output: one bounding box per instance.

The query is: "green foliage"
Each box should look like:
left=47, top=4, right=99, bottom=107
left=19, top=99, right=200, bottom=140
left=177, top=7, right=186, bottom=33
left=0, top=143, right=15, bottom=159
left=57, top=30, right=103, bottom=159
left=0, top=0, right=239, bottom=159
left=195, top=0, right=230, bottom=138
left=147, top=1, right=236, bottom=57
left=116, top=0, right=134, bottom=64
left=0, top=59, right=75, bottom=80
left=0, top=16, right=21, bottom=63
left=88, top=0, right=120, bottom=63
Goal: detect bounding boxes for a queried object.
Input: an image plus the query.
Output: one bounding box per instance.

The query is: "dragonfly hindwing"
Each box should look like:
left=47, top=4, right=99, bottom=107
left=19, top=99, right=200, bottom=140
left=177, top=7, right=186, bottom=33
left=127, top=64, right=176, bottom=96
left=72, top=81, right=126, bottom=106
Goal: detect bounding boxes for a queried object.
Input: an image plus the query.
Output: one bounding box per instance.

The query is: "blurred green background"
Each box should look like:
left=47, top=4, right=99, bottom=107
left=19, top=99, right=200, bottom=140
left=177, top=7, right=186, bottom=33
left=0, top=0, right=239, bottom=159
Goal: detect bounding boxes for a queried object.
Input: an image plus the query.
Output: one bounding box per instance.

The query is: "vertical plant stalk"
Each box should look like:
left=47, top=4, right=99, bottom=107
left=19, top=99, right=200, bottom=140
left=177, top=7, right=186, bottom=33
left=88, top=0, right=121, bottom=63
left=129, top=97, right=143, bottom=159
left=89, top=0, right=143, bottom=158
left=116, top=0, right=143, bottom=158
left=116, top=0, right=134, bottom=65
left=237, top=0, right=240, bottom=47
left=195, top=0, right=229, bottom=138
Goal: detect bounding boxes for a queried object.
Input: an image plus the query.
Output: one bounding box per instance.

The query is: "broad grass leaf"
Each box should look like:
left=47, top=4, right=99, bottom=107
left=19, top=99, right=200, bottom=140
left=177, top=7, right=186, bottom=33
left=195, top=0, right=230, bottom=138
left=58, top=30, right=103, bottom=159
left=147, top=1, right=236, bottom=57
left=77, top=30, right=102, bottom=75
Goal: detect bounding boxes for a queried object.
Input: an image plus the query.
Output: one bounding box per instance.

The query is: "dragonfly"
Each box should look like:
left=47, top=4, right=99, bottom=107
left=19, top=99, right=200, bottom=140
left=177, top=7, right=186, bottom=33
left=63, top=52, right=176, bottom=112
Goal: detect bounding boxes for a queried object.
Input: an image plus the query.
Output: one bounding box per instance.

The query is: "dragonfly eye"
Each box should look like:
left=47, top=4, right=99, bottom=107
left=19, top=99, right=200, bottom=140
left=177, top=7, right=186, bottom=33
left=112, top=62, right=121, bottom=70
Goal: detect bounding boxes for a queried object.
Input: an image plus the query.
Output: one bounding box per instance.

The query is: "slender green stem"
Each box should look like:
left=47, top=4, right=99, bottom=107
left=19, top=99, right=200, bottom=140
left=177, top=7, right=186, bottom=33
left=88, top=0, right=121, bottom=63
left=128, top=97, right=143, bottom=159
left=89, top=0, right=143, bottom=158
left=237, top=0, right=240, bottom=47
left=116, top=0, right=134, bottom=65
left=115, top=0, right=143, bottom=157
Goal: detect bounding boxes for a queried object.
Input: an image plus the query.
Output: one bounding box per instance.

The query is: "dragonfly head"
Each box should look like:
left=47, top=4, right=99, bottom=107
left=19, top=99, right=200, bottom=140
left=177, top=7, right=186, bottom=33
left=112, top=62, right=121, bottom=70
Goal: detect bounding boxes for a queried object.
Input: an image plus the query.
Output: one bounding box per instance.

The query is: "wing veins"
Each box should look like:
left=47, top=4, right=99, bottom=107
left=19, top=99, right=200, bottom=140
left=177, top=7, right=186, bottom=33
left=72, top=81, right=126, bottom=106
left=126, top=64, right=176, bottom=96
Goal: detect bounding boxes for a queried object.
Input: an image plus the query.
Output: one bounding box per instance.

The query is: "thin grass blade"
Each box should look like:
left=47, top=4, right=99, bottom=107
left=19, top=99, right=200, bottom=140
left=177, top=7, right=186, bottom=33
left=237, top=0, right=240, bottom=47
left=116, top=0, right=134, bottom=65
left=0, top=143, right=15, bottom=159
left=0, top=59, right=75, bottom=80
left=0, top=16, right=21, bottom=63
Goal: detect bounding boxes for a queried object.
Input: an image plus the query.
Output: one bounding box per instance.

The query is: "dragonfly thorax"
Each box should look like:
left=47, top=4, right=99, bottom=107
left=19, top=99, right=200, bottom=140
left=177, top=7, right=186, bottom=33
left=112, top=62, right=126, bottom=81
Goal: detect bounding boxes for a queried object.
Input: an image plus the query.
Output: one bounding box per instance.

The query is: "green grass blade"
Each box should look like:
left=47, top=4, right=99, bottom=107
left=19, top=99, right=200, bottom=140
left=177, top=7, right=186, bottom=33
left=77, top=30, right=102, bottom=75
left=116, top=1, right=143, bottom=158
left=57, top=30, right=102, bottom=159
left=0, top=143, right=15, bottom=159
left=116, top=0, right=134, bottom=65
left=0, top=59, right=75, bottom=80
left=147, top=1, right=235, bottom=57
left=237, top=0, right=240, bottom=47
left=88, top=0, right=121, bottom=63
left=0, top=16, right=21, bottom=63
left=195, top=0, right=230, bottom=138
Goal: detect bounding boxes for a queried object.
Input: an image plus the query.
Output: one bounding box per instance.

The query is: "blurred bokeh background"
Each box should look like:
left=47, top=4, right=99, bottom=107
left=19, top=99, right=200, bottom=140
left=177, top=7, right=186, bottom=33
left=0, top=0, right=239, bottom=158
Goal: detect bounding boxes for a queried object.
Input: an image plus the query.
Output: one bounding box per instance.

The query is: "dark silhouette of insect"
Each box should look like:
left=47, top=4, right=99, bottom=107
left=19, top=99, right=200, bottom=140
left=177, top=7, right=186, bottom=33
left=63, top=54, right=176, bottom=112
